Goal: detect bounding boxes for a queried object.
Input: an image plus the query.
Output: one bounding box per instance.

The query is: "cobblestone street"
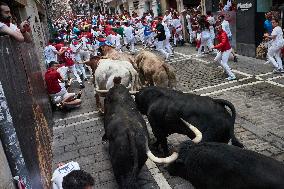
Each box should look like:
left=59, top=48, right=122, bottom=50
left=52, top=45, right=284, bottom=189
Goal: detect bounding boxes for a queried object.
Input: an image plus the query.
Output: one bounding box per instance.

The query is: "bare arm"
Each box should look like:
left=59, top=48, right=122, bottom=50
left=0, top=25, right=25, bottom=42
left=57, top=47, right=67, bottom=56
left=20, top=21, right=32, bottom=43
left=22, top=31, right=32, bottom=43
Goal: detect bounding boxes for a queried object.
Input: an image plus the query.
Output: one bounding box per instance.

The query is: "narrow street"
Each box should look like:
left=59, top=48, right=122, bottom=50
left=52, top=45, right=284, bottom=189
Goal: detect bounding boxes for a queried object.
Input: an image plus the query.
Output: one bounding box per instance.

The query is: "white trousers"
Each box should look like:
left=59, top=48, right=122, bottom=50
left=50, top=83, right=75, bottom=104
left=76, top=64, right=87, bottom=79
left=174, top=28, right=183, bottom=45
left=67, top=65, right=82, bottom=83
left=164, top=36, right=173, bottom=54
left=125, top=37, right=135, bottom=52
left=156, top=40, right=169, bottom=58
left=214, top=49, right=235, bottom=78
left=267, top=45, right=283, bottom=69
left=115, top=35, right=122, bottom=50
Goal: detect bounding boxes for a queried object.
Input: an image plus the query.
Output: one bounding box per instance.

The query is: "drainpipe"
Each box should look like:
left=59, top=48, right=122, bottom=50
left=0, top=82, right=32, bottom=189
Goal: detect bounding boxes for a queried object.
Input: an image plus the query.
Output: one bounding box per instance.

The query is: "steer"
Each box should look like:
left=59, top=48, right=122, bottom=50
left=166, top=141, right=284, bottom=189
left=103, top=80, right=202, bottom=189
left=94, top=59, right=139, bottom=112
left=135, top=86, right=243, bottom=155
left=99, top=45, right=137, bottom=69
left=134, top=51, right=176, bottom=88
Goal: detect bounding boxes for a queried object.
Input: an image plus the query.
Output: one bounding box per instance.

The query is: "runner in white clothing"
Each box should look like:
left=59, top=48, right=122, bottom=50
left=70, top=39, right=87, bottom=81
left=0, top=2, right=32, bottom=42
left=123, top=23, right=135, bottom=53
left=264, top=18, right=284, bottom=73
left=172, top=13, right=184, bottom=46
left=219, top=15, right=238, bottom=62
left=44, top=39, right=66, bottom=68
left=51, top=161, right=80, bottom=189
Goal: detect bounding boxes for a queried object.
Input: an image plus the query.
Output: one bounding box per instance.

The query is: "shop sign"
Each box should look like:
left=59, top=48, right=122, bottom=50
left=237, top=2, right=253, bottom=11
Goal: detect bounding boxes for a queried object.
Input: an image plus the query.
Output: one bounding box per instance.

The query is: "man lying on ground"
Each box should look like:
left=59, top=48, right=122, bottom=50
left=45, top=61, right=82, bottom=110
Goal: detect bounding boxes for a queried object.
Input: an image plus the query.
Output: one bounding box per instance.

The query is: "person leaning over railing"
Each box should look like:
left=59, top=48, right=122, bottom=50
left=0, top=2, right=32, bottom=42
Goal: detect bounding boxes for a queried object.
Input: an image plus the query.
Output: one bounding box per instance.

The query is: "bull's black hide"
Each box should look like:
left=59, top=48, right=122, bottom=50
left=103, top=84, right=149, bottom=189
left=166, top=141, right=284, bottom=189
left=135, top=87, right=243, bottom=155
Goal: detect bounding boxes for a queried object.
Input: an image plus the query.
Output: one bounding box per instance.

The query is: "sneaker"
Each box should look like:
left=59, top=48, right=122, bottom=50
left=233, top=56, right=238, bottom=63
left=79, top=83, right=85, bottom=89
left=227, top=76, right=236, bottom=81
left=56, top=102, right=64, bottom=110
left=84, top=78, right=88, bottom=81
left=273, top=68, right=281, bottom=74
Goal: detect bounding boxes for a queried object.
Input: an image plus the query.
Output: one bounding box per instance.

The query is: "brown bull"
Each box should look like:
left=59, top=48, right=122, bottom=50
left=99, top=45, right=137, bottom=69
left=135, top=51, right=176, bottom=88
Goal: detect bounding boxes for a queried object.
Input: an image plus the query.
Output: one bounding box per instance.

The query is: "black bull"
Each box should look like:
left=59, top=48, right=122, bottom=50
left=166, top=141, right=284, bottom=189
left=135, top=87, right=244, bottom=155
left=103, top=83, right=186, bottom=188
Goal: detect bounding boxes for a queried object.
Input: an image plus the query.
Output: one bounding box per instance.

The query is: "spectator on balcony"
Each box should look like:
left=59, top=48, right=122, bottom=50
left=0, top=2, right=32, bottom=42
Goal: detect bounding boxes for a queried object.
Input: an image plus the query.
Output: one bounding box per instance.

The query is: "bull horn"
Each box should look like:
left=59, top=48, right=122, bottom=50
left=147, top=150, right=178, bottom=164
left=126, top=83, right=132, bottom=89
left=95, top=88, right=109, bottom=94
left=129, top=90, right=139, bottom=95
left=145, top=140, right=178, bottom=164
left=180, top=118, right=202, bottom=143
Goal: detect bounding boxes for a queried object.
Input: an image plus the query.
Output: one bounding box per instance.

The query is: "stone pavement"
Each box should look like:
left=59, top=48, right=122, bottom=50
left=52, top=45, right=284, bottom=188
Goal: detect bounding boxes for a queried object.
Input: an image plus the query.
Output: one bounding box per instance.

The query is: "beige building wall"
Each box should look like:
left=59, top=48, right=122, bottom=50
left=0, top=140, right=16, bottom=189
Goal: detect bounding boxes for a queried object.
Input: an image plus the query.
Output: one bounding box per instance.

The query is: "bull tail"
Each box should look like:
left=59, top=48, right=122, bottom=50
left=126, top=131, right=139, bottom=186
left=213, top=99, right=236, bottom=123
left=162, top=64, right=177, bottom=88
left=213, top=99, right=244, bottom=148
left=145, top=139, right=178, bottom=164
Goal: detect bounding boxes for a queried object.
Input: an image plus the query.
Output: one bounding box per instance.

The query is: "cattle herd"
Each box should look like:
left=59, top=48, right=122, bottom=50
left=88, top=46, right=284, bottom=189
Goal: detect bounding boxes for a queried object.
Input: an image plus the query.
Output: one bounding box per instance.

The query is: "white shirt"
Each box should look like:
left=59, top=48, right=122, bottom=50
left=223, top=0, right=232, bottom=11
left=221, top=20, right=232, bottom=37
left=44, top=45, right=58, bottom=64
left=81, top=36, right=89, bottom=50
left=106, top=34, right=116, bottom=45
left=124, top=26, right=134, bottom=39
left=271, top=26, right=284, bottom=47
left=162, top=22, right=171, bottom=37
left=185, top=14, right=191, bottom=26
left=163, top=14, right=172, bottom=25
left=172, top=18, right=182, bottom=29
left=0, top=22, right=19, bottom=32
left=70, top=43, right=83, bottom=62
left=51, top=161, right=80, bottom=189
